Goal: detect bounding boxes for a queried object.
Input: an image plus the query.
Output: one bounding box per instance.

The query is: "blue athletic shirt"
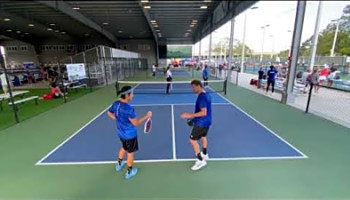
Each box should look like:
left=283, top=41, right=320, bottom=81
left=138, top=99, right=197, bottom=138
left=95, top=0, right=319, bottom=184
left=267, top=69, right=278, bottom=81
left=193, top=92, right=212, bottom=127
left=203, top=68, right=209, bottom=79
left=108, top=101, right=137, bottom=140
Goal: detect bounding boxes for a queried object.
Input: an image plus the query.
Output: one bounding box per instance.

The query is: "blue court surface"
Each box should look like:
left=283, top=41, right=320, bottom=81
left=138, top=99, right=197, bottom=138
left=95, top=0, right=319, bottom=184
left=37, top=84, right=307, bottom=165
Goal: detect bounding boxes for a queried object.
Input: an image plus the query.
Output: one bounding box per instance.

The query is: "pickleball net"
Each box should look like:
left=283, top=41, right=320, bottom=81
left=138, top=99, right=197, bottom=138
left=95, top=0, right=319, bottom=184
left=116, top=80, right=227, bottom=95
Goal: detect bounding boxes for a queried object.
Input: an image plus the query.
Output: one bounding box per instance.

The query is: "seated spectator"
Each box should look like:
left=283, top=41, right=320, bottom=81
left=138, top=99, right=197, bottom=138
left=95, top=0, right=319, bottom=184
left=39, top=83, right=65, bottom=100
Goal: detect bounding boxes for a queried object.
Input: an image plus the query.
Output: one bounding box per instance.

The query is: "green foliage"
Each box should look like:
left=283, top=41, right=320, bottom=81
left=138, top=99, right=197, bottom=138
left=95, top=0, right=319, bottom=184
left=167, top=45, right=192, bottom=58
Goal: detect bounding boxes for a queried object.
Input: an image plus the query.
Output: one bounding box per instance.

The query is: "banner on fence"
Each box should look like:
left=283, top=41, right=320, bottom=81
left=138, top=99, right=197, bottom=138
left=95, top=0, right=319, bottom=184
left=66, top=63, right=86, bottom=81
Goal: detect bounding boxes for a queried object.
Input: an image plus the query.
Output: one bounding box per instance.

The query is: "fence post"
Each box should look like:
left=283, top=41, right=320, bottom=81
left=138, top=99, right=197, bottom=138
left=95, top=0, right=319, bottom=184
left=305, top=83, right=313, bottom=113
left=0, top=57, right=19, bottom=123
left=83, top=52, right=92, bottom=92
left=57, top=58, right=67, bottom=103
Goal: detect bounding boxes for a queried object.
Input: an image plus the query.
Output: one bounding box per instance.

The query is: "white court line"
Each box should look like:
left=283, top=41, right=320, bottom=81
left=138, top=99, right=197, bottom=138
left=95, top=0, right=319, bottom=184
left=171, top=104, right=176, bottom=160
left=36, top=156, right=307, bottom=166
left=215, top=92, right=308, bottom=158
left=35, top=107, right=111, bottom=165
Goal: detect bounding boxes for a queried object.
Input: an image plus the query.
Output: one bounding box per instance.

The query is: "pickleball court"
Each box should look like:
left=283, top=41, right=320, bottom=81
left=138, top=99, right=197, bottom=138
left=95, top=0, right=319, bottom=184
left=37, top=80, right=306, bottom=166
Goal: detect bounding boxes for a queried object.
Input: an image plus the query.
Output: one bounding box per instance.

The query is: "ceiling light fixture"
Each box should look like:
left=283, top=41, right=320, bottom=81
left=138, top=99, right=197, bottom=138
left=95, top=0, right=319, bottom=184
left=190, top=24, right=195, bottom=27
left=55, top=30, right=60, bottom=33
left=141, top=0, right=149, bottom=2
left=28, top=24, right=34, bottom=27
left=72, top=7, right=80, bottom=10
left=49, top=23, right=56, bottom=26
left=102, top=22, right=109, bottom=25
left=200, top=5, right=208, bottom=9
left=144, top=5, right=151, bottom=9
left=3, top=18, right=10, bottom=22
left=118, top=30, right=123, bottom=33
left=16, top=31, right=21, bottom=34
left=47, top=28, right=53, bottom=31
left=6, top=29, right=12, bottom=32
left=151, top=20, right=157, bottom=23
left=25, top=32, right=29, bottom=35
left=153, top=25, right=158, bottom=28
left=156, top=30, right=160, bottom=32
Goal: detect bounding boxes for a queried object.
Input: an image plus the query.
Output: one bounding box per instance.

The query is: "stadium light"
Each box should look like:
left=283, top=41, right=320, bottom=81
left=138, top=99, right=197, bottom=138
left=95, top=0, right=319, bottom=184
left=200, top=5, right=208, bottom=9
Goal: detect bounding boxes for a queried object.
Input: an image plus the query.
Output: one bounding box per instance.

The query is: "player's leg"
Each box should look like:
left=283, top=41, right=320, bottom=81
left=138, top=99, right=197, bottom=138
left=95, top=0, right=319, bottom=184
left=266, top=80, right=270, bottom=93
left=189, top=126, right=207, bottom=171
left=116, top=147, right=126, bottom=171
left=125, top=138, right=138, bottom=179
left=271, top=80, right=275, bottom=94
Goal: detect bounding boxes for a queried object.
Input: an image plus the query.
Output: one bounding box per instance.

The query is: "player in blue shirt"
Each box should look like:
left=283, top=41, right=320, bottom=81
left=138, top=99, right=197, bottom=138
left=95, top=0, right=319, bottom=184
left=107, top=86, right=152, bottom=179
left=266, top=65, right=278, bottom=95
left=202, top=65, right=209, bottom=87
left=181, top=80, right=212, bottom=171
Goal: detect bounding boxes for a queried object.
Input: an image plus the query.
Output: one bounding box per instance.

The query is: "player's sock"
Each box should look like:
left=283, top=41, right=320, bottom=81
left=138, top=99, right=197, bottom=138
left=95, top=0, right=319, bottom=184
left=197, top=153, right=203, bottom=161
left=202, top=148, right=207, bottom=155
left=118, top=158, right=123, bottom=165
left=127, top=166, right=133, bottom=174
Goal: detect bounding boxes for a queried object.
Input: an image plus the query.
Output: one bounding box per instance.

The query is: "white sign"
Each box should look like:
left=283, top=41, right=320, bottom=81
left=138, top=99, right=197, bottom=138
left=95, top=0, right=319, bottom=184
left=66, top=63, right=86, bottom=81
left=346, top=57, right=350, bottom=63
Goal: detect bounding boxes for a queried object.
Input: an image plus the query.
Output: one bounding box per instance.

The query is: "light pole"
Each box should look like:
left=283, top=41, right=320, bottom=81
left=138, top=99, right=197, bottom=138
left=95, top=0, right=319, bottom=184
left=308, top=1, right=323, bottom=71
left=330, top=18, right=342, bottom=57
left=287, top=30, right=292, bottom=57
left=269, top=35, right=274, bottom=59
left=241, top=6, right=258, bottom=73
left=260, top=24, right=270, bottom=63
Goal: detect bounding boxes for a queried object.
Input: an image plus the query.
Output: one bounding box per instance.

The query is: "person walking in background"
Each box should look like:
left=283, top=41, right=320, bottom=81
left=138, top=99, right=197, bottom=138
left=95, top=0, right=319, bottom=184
left=319, top=64, right=329, bottom=86
left=301, top=69, right=311, bottom=93
left=258, top=67, right=264, bottom=89
left=166, top=66, right=172, bottom=94
left=266, top=65, right=278, bottom=95
left=152, top=64, right=156, bottom=77
left=202, top=64, right=209, bottom=87
left=307, top=68, right=320, bottom=94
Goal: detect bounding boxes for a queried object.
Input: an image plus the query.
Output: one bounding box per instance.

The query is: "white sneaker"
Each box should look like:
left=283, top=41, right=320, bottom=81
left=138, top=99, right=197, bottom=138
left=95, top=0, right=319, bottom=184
left=201, top=152, right=209, bottom=160
left=191, top=159, right=207, bottom=171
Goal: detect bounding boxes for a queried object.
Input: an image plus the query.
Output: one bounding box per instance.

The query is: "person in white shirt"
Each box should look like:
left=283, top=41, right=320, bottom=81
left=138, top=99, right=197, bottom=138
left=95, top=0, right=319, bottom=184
left=166, top=66, right=172, bottom=94
left=0, top=72, right=9, bottom=94
left=152, top=64, right=156, bottom=77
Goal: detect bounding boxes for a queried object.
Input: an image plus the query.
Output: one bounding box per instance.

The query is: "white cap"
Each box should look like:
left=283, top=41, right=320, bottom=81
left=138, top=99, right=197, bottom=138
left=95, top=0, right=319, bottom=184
left=324, top=64, right=329, bottom=68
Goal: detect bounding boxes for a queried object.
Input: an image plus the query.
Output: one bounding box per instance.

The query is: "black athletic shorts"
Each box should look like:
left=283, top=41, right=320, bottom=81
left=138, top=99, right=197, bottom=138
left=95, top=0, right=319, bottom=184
left=120, top=137, right=139, bottom=153
left=190, top=125, right=209, bottom=140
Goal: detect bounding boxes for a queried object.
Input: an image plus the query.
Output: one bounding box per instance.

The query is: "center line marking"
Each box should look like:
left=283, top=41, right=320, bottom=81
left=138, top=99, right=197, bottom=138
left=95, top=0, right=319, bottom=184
left=171, top=104, right=176, bottom=160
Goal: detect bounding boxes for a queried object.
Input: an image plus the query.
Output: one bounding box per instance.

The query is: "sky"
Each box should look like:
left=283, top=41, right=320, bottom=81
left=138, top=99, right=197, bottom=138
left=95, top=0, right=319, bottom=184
left=194, top=1, right=350, bottom=55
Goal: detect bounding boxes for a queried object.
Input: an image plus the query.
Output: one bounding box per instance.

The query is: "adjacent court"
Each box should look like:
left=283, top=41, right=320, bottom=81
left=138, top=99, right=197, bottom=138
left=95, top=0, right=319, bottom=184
left=37, top=81, right=306, bottom=166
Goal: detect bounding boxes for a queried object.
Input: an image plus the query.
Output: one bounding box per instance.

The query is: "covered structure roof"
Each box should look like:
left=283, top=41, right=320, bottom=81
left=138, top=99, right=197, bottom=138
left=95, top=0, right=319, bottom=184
left=0, top=0, right=257, bottom=45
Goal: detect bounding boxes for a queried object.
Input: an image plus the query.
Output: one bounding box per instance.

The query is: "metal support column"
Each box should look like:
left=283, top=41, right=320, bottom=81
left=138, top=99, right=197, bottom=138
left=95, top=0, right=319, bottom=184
left=282, top=1, right=307, bottom=104
left=241, top=11, right=247, bottom=73
left=308, top=1, right=323, bottom=71
left=227, top=17, right=235, bottom=83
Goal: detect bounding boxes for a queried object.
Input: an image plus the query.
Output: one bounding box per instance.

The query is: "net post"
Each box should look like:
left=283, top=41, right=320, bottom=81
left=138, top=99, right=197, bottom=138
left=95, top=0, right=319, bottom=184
left=224, top=79, right=227, bottom=95
left=115, top=80, right=119, bottom=97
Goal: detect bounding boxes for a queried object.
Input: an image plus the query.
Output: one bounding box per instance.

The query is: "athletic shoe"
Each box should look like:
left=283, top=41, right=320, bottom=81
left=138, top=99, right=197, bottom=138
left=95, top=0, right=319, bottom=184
left=201, top=152, right=209, bottom=160
left=191, top=159, right=207, bottom=171
left=125, top=168, right=138, bottom=179
left=115, top=161, right=126, bottom=172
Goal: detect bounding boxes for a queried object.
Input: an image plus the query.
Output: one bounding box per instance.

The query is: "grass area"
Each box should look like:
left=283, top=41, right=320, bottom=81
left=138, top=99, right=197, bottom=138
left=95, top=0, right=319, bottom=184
left=0, top=87, right=95, bottom=131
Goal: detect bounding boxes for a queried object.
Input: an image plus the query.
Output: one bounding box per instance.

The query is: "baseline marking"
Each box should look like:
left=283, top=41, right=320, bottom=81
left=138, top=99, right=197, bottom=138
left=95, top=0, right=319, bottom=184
left=36, top=156, right=307, bottom=166
left=216, top=92, right=308, bottom=158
